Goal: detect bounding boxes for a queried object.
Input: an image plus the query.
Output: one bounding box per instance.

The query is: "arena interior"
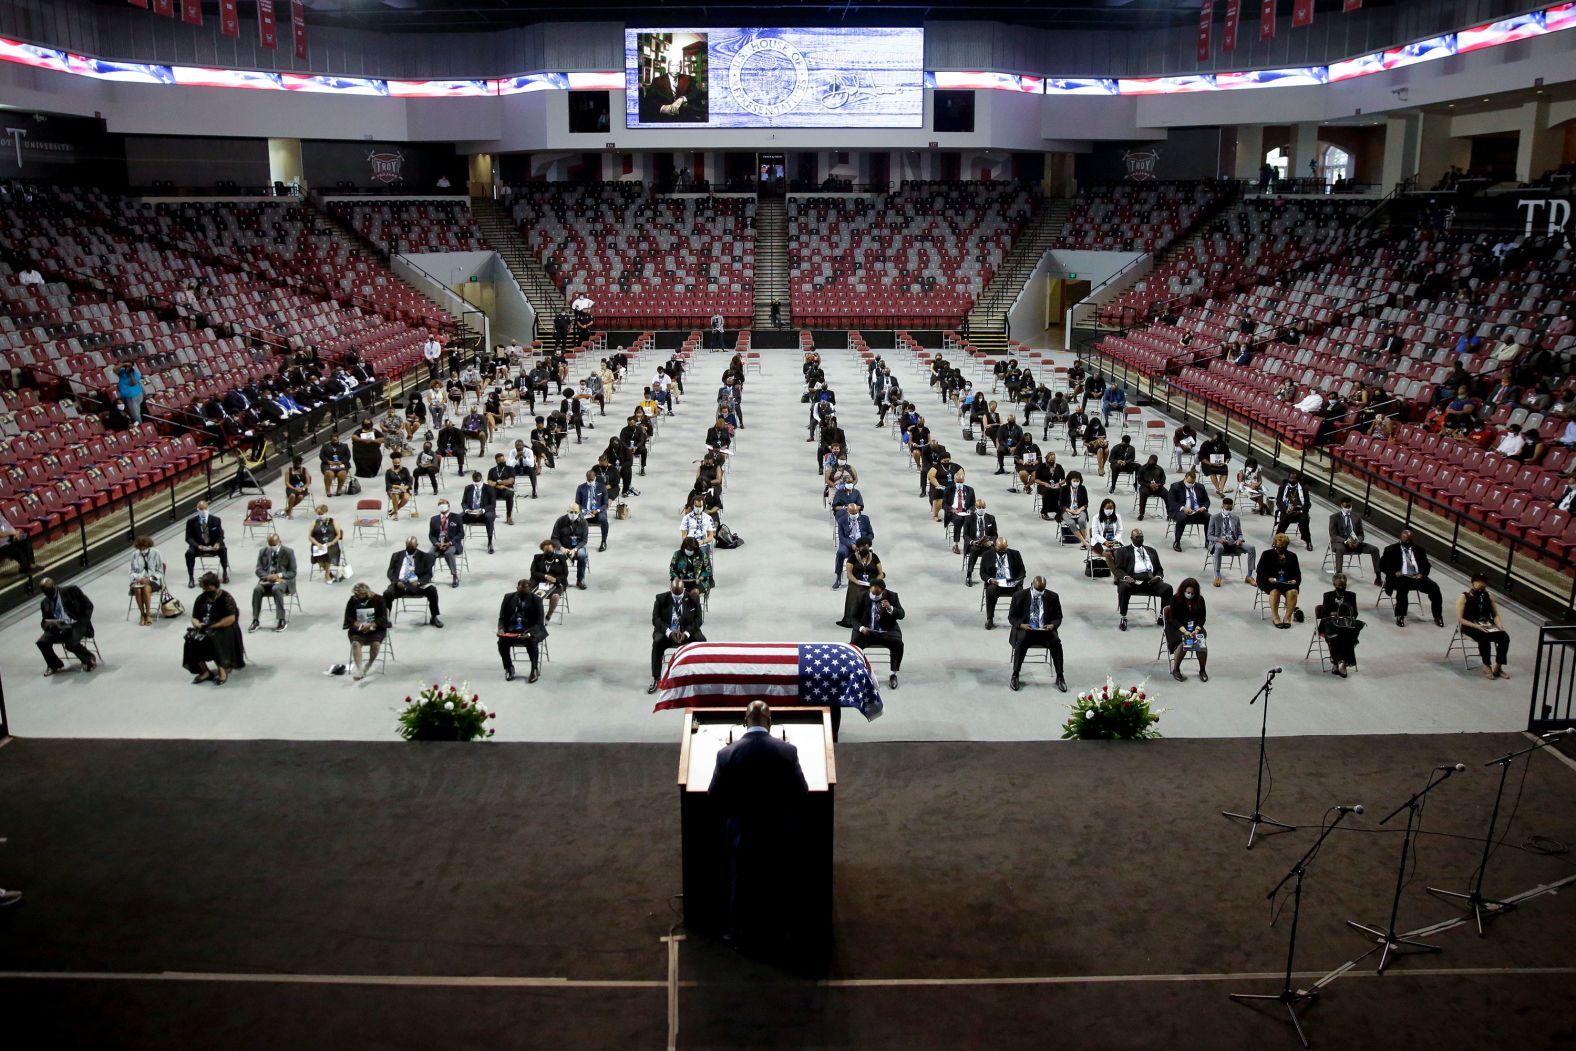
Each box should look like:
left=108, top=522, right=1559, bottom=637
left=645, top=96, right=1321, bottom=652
left=0, top=0, right=1574, bottom=1048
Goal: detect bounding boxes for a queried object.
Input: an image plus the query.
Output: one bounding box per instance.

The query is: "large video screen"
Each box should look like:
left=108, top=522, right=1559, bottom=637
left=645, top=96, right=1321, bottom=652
left=624, top=27, right=924, bottom=129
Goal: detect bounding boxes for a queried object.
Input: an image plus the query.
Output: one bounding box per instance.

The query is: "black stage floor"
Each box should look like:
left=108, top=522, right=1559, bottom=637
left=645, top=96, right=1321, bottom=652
left=0, top=735, right=1573, bottom=1050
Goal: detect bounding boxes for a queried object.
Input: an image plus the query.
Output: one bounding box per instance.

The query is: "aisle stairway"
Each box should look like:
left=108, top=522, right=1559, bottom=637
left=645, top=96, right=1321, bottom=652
left=469, top=195, right=568, bottom=322
left=963, top=197, right=1071, bottom=340
left=753, top=196, right=790, bottom=329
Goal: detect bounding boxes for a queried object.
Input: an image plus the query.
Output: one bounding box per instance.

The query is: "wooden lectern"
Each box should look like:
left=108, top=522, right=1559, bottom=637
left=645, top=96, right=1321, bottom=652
left=676, top=707, right=836, bottom=941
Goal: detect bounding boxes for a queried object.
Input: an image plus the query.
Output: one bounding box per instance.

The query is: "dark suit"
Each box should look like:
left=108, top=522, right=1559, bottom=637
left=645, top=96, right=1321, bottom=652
left=497, top=591, right=548, bottom=674
left=850, top=588, right=905, bottom=671
left=553, top=514, right=591, bottom=584
left=651, top=590, right=706, bottom=681
left=944, top=482, right=977, bottom=543
left=37, top=585, right=95, bottom=671
left=978, top=548, right=1026, bottom=625
left=384, top=548, right=440, bottom=618
left=428, top=512, right=465, bottom=578
left=833, top=511, right=874, bottom=581
left=575, top=480, right=611, bottom=546
left=1275, top=481, right=1313, bottom=546
left=640, top=72, right=703, bottom=124
left=1379, top=541, right=1443, bottom=621
left=961, top=509, right=998, bottom=579
left=1009, top=586, right=1064, bottom=678
left=707, top=728, right=809, bottom=943
left=1113, top=544, right=1173, bottom=618
left=1136, top=463, right=1168, bottom=518
left=1328, top=508, right=1379, bottom=578
left=184, top=512, right=228, bottom=580
left=1166, top=481, right=1211, bottom=547
left=250, top=544, right=297, bottom=621
left=460, top=482, right=497, bottom=548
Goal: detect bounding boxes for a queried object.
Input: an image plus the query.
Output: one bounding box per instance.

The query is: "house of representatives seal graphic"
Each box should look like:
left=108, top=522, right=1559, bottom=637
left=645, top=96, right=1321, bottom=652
left=728, top=36, right=811, bottom=118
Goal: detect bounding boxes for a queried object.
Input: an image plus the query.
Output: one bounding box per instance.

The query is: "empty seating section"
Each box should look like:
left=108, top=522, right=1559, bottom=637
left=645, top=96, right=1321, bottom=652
left=328, top=199, right=485, bottom=254
left=1056, top=183, right=1222, bottom=253
left=1099, top=200, right=1370, bottom=326
left=1334, top=424, right=1574, bottom=567
left=789, top=183, right=1031, bottom=328
left=509, top=184, right=754, bottom=328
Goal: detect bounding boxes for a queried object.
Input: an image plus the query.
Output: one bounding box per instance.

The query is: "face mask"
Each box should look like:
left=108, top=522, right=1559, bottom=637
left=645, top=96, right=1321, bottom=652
left=437, top=504, right=450, bottom=514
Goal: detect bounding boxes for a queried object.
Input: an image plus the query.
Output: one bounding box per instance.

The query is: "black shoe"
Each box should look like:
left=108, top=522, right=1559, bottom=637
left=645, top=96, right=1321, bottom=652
left=646, top=680, right=659, bottom=694
left=188, top=579, right=197, bottom=589
left=984, top=620, right=994, bottom=630
left=1395, top=616, right=1406, bottom=627
left=888, top=673, right=898, bottom=689
left=1434, top=616, right=1444, bottom=627
left=528, top=668, right=540, bottom=683
left=576, top=582, right=587, bottom=590
left=1010, top=674, right=1021, bottom=691
left=1119, top=617, right=1128, bottom=631
left=639, top=468, right=645, bottom=476
left=994, top=468, right=1006, bottom=475
left=221, top=573, right=229, bottom=584
left=248, top=620, right=260, bottom=632
left=1172, top=543, right=1182, bottom=552
left=488, top=546, right=495, bottom=554
left=965, top=579, right=975, bottom=587
left=598, top=542, right=607, bottom=552
left=431, top=617, right=444, bottom=628
left=832, top=581, right=842, bottom=591
left=1055, top=678, right=1068, bottom=692
left=505, top=668, right=515, bottom=682
left=835, top=620, right=853, bottom=628
left=1292, top=608, right=1305, bottom=623
left=275, top=621, right=286, bottom=632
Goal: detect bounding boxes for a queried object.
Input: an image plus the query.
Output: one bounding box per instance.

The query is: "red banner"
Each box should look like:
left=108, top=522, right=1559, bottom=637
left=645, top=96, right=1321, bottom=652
left=152, top=0, right=174, bottom=16
left=291, top=0, right=308, bottom=60
left=1259, top=0, right=1276, bottom=40
left=258, top=0, right=278, bottom=49
left=1197, top=0, right=1214, bottom=62
left=219, top=0, right=240, bottom=37
left=127, top=0, right=149, bottom=8
left=1223, top=0, right=1241, bottom=51
left=1292, top=0, right=1314, bottom=27
left=1343, top=0, right=1362, bottom=9
left=180, top=0, right=201, bottom=26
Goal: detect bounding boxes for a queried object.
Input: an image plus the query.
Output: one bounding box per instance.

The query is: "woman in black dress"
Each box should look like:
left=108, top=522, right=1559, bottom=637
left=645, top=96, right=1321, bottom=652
left=183, top=572, right=245, bottom=684
left=1197, top=433, right=1231, bottom=497
left=308, top=504, right=345, bottom=584
left=350, top=416, right=383, bottom=478
left=1165, top=577, right=1209, bottom=682
left=1255, top=533, right=1303, bottom=629
left=283, top=455, right=312, bottom=518
left=1318, top=572, right=1364, bottom=677
left=1034, top=451, right=1066, bottom=521
left=343, top=581, right=389, bottom=681
left=839, top=538, right=884, bottom=628
left=1456, top=572, right=1511, bottom=680
left=530, top=539, right=569, bottom=621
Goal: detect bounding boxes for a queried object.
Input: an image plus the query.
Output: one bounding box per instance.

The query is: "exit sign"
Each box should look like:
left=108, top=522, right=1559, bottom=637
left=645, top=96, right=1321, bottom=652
left=1067, top=272, right=1078, bottom=279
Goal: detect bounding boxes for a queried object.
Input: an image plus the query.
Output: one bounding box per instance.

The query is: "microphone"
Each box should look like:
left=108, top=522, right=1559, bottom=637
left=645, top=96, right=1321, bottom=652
left=1542, top=728, right=1576, bottom=740
left=1436, top=763, right=1467, bottom=772
left=1336, top=804, right=1365, bottom=815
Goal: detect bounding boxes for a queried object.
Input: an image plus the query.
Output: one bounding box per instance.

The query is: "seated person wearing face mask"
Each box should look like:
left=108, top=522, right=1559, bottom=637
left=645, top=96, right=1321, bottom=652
left=1008, top=576, right=1065, bottom=693
left=429, top=500, right=465, bottom=587
left=648, top=578, right=706, bottom=694
left=552, top=504, right=591, bottom=589
left=497, top=577, right=548, bottom=683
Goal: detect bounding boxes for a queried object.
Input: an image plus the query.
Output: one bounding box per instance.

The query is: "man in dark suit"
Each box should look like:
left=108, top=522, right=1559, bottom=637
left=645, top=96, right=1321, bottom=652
left=648, top=578, right=706, bottom=693
left=384, top=537, right=443, bottom=627
left=832, top=501, right=874, bottom=589
left=993, top=415, right=1023, bottom=475
left=1167, top=470, right=1211, bottom=551
left=944, top=468, right=977, bottom=552
left=428, top=500, right=465, bottom=587
left=459, top=470, right=497, bottom=554
left=960, top=499, right=998, bottom=583
left=1113, top=528, right=1172, bottom=631
left=484, top=452, right=517, bottom=526
left=1009, top=576, right=1065, bottom=693
left=184, top=500, right=228, bottom=587
left=707, top=701, right=809, bottom=947
left=978, top=536, right=1025, bottom=630
left=249, top=533, right=297, bottom=632
left=1379, top=528, right=1444, bottom=627
left=497, top=578, right=547, bottom=683
left=1275, top=470, right=1314, bottom=550
left=1135, top=455, right=1167, bottom=520
left=640, top=57, right=703, bottom=124
left=36, top=577, right=96, bottom=675
left=817, top=419, right=847, bottom=473
left=1328, top=496, right=1380, bottom=583
left=850, top=579, right=904, bottom=689
left=575, top=470, right=611, bottom=552
left=552, top=504, right=591, bottom=588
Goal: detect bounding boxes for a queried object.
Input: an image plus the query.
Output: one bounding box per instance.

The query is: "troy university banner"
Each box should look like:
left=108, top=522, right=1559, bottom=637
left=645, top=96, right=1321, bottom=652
left=219, top=0, right=240, bottom=38
left=1293, top=0, right=1315, bottom=27
left=292, top=0, right=308, bottom=61
left=151, top=0, right=173, bottom=15
left=1259, top=0, right=1276, bottom=40
left=180, top=0, right=201, bottom=26
left=1197, top=0, right=1213, bottom=62
left=258, top=0, right=278, bottom=49
left=1223, top=0, right=1242, bottom=51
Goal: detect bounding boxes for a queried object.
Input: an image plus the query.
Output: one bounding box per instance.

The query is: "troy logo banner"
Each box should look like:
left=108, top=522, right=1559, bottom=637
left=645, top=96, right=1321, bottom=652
left=1124, top=149, right=1160, bottom=182
left=367, top=151, right=405, bottom=184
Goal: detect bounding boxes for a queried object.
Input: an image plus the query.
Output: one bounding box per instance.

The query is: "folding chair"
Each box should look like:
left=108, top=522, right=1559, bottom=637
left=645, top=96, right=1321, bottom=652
left=352, top=499, right=386, bottom=542
left=242, top=498, right=274, bottom=539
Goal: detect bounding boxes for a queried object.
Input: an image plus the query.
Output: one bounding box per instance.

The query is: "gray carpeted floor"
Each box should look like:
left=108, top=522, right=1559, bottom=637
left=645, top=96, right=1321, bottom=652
left=0, top=734, right=1573, bottom=1049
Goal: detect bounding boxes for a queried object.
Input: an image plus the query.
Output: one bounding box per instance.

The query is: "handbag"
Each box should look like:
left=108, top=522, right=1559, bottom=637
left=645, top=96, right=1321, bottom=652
left=615, top=500, right=632, bottom=520
left=159, top=591, right=185, bottom=618
left=347, top=476, right=362, bottom=495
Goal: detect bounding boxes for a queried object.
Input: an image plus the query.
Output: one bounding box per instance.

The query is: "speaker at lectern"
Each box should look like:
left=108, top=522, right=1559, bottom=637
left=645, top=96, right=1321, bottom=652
left=676, top=706, right=835, bottom=949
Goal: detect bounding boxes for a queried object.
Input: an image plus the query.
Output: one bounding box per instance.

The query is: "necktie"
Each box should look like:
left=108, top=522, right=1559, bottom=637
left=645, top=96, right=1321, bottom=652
left=1187, top=489, right=1197, bottom=512
left=469, top=489, right=479, bottom=510
left=1343, top=512, right=1352, bottom=536
left=670, top=600, right=680, bottom=635
left=870, top=602, right=880, bottom=630
left=441, top=514, right=449, bottom=535
left=1403, top=548, right=1416, bottom=576
left=1031, top=594, right=1043, bottom=629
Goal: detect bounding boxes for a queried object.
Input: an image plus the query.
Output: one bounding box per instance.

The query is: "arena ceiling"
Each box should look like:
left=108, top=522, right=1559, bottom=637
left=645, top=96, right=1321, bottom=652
left=127, top=0, right=1397, bottom=34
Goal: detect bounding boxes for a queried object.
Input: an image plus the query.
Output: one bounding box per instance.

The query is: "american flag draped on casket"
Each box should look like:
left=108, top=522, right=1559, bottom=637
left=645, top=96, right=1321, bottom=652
left=652, top=641, right=884, bottom=720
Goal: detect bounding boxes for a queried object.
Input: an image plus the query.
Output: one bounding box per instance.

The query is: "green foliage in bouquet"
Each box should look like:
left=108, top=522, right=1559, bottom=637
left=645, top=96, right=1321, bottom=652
left=1062, top=678, right=1163, bottom=740
left=397, top=681, right=496, bottom=742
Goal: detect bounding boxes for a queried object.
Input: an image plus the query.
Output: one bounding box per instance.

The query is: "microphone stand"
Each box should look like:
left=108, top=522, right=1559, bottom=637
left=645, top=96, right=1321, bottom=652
left=1346, top=765, right=1461, bottom=972
left=1230, top=807, right=1359, bottom=1049
left=1426, top=733, right=1566, bottom=935
left=1222, top=668, right=1296, bottom=849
